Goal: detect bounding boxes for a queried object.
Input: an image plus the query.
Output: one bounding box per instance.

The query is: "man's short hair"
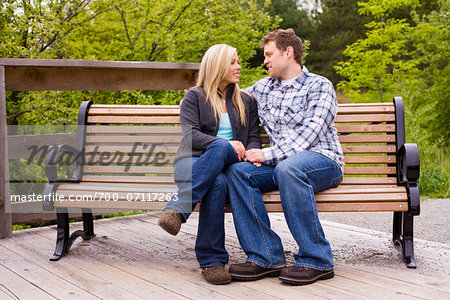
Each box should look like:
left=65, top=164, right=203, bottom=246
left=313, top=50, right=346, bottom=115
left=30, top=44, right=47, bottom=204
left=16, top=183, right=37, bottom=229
left=260, top=28, right=303, bottom=66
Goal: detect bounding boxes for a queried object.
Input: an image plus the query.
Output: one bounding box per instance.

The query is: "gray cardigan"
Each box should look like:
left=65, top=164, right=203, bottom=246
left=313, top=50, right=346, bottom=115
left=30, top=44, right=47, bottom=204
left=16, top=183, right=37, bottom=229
left=174, top=85, right=262, bottom=163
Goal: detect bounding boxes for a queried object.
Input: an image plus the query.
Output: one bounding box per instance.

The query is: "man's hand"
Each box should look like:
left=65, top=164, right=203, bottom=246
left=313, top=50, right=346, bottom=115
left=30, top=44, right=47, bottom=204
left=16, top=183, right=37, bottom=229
left=229, top=140, right=246, bottom=161
left=245, top=149, right=265, bottom=167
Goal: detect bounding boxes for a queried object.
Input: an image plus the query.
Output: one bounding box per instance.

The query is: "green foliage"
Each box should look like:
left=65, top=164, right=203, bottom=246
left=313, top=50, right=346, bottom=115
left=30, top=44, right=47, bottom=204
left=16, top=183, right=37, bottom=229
left=12, top=224, right=31, bottom=231
left=335, top=0, right=421, bottom=102
left=2, top=0, right=278, bottom=123
left=265, top=0, right=314, bottom=39
left=417, top=148, right=450, bottom=198
left=65, top=0, right=275, bottom=63
left=0, top=0, right=106, bottom=58
left=335, top=0, right=449, bottom=197
left=307, top=0, right=371, bottom=84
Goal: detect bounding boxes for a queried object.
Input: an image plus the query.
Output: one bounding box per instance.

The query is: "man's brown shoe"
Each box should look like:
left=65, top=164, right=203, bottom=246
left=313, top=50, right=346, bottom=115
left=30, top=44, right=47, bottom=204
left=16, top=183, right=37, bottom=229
left=228, top=262, right=282, bottom=281
left=201, top=266, right=232, bottom=285
left=279, top=266, right=334, bottom=285
left=158, top=208, right=182, bottom=236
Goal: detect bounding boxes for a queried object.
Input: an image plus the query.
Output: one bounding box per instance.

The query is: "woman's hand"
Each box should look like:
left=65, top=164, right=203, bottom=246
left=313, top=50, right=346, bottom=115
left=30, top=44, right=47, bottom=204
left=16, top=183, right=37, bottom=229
left=229, top=140, right=246, bottom=161
left=245, top=149, right=265, bottom=165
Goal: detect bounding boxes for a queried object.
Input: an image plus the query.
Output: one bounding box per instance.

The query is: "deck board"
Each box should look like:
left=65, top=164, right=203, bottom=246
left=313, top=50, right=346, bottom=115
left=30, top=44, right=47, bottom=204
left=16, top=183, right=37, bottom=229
left=1, top=213, right=449, bottom=299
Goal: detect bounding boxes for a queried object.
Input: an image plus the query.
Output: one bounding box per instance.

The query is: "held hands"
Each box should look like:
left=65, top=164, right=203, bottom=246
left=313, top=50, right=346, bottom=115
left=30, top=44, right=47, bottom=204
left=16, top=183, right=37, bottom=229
left=229, top=141, right=264, bottom=167
left=244, top=149, right=264, bottom=167
left=229, top=140, right=246, bottom=161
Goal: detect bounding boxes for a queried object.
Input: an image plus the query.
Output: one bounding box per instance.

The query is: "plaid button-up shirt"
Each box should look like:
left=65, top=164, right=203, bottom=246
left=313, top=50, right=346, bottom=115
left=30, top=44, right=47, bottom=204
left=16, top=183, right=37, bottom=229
left=245, top=66, right=344, bottom=170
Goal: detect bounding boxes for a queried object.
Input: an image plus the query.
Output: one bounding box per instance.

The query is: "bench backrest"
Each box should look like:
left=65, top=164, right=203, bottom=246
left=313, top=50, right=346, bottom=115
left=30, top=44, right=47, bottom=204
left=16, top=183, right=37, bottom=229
left=67, top=99, right=408, bottom=212
left=80, top=100, right=404, bottom=185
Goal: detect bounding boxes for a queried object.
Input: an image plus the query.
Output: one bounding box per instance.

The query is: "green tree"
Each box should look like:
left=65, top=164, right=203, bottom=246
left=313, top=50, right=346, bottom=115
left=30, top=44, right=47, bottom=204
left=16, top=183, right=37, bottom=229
left=335, top=0, right=449, bottom=197
left=335, top=0, right=421, bottom=102
left=0, top=0, right=108, bottom=58
left=266, top=0, right=314, bottom=39
left=307, top=0, right=370, bottom=84
left=66, top=0, right=274, bottom=65
left=1, top=0, right=278, bottom=125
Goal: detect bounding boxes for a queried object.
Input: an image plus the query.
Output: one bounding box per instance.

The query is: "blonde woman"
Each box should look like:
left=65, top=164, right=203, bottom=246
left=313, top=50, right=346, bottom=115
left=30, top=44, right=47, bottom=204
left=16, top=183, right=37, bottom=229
left=158, top=44, right=261, bottom=284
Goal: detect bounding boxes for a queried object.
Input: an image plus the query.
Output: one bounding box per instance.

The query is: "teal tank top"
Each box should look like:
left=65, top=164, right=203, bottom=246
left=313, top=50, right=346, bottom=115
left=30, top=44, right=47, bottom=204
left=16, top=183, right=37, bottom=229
left=216, top=113, right=233, bottom=140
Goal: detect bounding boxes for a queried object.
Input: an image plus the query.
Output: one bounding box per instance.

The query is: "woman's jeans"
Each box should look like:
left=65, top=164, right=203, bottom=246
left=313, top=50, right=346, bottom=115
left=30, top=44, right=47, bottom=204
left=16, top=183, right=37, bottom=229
left=165, top=139, right=239, bottom=268
left=225, top=151, right=343, bottom=271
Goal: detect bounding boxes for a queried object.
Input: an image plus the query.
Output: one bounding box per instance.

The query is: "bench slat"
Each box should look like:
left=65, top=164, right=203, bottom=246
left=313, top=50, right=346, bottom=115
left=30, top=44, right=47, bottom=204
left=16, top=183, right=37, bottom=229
left=342, top=145, right=396, bottom=153
left=84, top=166, right=174, bottom=174
left=54, top=198, right=408, bottom=212
left=338, top=103, right=394, bottom=107
left=88, top=108, right=180, bottom=116
left=337, top=106, right=395, bottom=114
left=341, top=177, right=397, bottom=185
left=322, top=185, right=405, bottom=192
left=83, top=165, right=396, bottom=175
left=87, top=116, right=180, bottom=124
left=231, top=202, right=407, bottom=212
left=238, top=201, right=407, bottom=212
left=335, top=114, right=395, bottom=123
left=339, top=134, right=395, bottom=143
left=85, top=145, right=179, bottom=154
left=336, top=124, right=395, bottom=133
left=78, top=176, right=398, bottom=185
left=343, top=156, right=395, bottom=164
left=344, top=166, right=396, bottom=175
left=86, top=135, right=182, bottom=144
left=317, top=202, right=407, bottom=212
left=85, top=156, right=175, bottom=164
left=90, top=104, right=179, bottom=108
left=262, top=135, right=397, bottom=144
left=87, top=126, right=182, bottom=134
left=82, top=175, right=175, bottom=183
left=263, top=193, right=407, bottom=202
left=58, top=182, right=177, bottom=190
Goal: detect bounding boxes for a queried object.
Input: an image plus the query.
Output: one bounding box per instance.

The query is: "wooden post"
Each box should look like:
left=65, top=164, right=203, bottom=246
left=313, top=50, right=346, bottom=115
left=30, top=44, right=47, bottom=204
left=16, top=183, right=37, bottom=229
left=0, top=66, right=12, bottom=238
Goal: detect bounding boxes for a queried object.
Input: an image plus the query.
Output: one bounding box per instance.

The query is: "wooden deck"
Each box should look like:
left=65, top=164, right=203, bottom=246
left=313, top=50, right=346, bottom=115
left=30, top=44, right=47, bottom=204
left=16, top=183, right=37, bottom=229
left=1, top=212, right=449, bottom=299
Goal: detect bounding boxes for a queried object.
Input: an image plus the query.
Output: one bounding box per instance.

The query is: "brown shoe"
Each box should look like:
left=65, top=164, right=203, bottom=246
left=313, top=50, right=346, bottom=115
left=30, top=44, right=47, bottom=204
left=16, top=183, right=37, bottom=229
left=228, top=262, right=282, bottom=281
left=201, top=266, right=232, bottom=285
left=158, top=208, right=182, bottom=236
left=279, top=266, right=334, bottom=285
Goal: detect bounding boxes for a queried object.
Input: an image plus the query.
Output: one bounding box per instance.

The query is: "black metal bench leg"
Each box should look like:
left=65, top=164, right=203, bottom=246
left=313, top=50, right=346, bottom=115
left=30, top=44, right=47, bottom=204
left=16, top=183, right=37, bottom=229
left=81, top=208, right=95, bottom=238
left=402, top=213, right=417, bottom=268
left=50, top=208, right=69, bottom=261
left=50, top=208, right=96, bottom=261
left=392, top=211, right=402, bottom=244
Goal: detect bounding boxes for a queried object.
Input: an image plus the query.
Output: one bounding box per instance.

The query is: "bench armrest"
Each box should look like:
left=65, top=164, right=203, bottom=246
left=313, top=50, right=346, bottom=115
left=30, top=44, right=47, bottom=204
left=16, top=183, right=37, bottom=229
left=397, top=143, right=420, bottom=215
left=397, top=143, right=420, bottom=184
left=45, top=144, right=83, bottom=182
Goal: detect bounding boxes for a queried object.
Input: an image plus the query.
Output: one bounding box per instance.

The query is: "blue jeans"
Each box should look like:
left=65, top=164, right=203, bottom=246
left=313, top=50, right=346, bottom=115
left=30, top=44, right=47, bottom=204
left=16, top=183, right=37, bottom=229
left=165, top=139, right=239, bottom=268
left=225, top=151, right=343, bottom=271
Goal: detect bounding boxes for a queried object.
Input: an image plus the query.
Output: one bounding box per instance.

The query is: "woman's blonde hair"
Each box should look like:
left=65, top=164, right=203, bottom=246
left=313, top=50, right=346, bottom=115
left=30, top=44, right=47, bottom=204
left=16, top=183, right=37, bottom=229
left=196, top=44, right=247, bottom=126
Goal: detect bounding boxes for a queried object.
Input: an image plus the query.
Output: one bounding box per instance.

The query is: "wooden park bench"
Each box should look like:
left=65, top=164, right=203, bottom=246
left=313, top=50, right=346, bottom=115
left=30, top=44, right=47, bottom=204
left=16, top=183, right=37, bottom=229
left=44, top=97, right=420, bottom=268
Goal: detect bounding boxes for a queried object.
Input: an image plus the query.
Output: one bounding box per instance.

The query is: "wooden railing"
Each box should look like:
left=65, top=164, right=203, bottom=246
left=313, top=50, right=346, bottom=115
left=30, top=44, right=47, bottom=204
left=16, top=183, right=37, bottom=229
left=0, top=58, right=200, bottom=238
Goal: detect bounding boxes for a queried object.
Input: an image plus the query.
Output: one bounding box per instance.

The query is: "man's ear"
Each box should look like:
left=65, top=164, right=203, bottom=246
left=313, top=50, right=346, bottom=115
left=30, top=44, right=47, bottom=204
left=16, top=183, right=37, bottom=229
left=286, top=46, right=294, bottom=59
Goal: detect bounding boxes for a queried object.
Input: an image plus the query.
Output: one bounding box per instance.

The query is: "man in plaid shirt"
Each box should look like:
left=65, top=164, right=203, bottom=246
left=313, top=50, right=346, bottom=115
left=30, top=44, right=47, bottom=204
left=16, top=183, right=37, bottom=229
left=227, top=29, right=344, bottom=285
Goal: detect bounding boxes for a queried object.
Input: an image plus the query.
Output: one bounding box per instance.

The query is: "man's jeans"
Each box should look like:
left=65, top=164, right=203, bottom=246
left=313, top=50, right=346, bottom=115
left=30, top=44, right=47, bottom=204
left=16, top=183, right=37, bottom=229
left=226, top=151, right=343, bottom=271
left=165, top=139, right=239, bottom=268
